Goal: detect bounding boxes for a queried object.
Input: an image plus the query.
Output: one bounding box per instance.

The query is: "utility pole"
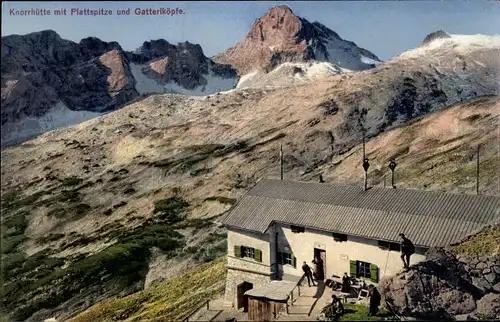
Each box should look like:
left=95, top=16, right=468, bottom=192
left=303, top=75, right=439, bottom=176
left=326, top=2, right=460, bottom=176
left=362, top=130, right=370, bottom=191
left=280, top=144, right=284, bottom=181
left=476, top=144, right=480, bottom=195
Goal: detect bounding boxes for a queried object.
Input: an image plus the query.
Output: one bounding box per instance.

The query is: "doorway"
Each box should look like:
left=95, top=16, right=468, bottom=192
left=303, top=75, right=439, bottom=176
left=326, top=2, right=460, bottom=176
left=236, top=281, right=253, bottom=312
left=314, top=248, right=326, bottom=279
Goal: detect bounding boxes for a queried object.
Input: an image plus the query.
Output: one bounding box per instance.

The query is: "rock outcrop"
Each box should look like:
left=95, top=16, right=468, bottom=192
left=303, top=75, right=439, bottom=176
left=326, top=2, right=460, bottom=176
left=214, top=5, right=381, bottom=75
left=380, top=223, right=500, bottom=320
left=1, top=31, right=137, bottom=123
left=421, top=30, right=452, bottom=46
left=127, top=40, right=237, bottom=92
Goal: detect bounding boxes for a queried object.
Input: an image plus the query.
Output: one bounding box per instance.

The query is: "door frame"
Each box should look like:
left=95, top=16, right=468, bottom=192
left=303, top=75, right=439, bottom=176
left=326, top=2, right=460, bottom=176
left=314, top=248, right=326, bottom=277
left=236, top=281, right=253, bottom=312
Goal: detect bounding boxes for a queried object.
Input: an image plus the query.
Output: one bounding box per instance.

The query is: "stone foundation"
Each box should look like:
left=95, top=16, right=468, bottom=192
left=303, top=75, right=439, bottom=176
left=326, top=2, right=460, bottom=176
left=224, top=267, right=272, bottom=306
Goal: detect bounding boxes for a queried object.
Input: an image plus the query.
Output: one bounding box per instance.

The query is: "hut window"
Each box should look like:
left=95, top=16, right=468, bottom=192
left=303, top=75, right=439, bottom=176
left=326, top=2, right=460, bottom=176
left=243, top=246, right=255, bottom=259
left=234, top=245, right=262, bottom=262
left=378, top=241, right=400, bottom=251
left=277, top=252, right=297, bottom=268
left=332, top=233, right=347, bottom=242
left=291, top=225, right=305, bottom=233
left=350, top=260, right=379, bottom=283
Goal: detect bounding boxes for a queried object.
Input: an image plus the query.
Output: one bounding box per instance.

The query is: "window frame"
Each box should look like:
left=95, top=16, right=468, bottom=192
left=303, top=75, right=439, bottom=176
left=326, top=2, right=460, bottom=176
left=282, top=252, right=293, bottom=265
left=357, top=260, right=371, bottom=279
left=291, top=225, right=305, bottom=233
left=242, top=246, right=255, bottom=259
left=332, top=232, right=347, bottom=242
left=378, top=240, right=400, bottom=251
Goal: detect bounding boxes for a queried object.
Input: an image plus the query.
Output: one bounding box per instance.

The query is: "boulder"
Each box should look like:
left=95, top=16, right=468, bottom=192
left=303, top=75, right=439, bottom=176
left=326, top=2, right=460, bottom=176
left=476, top=293, right=500, bottom=320
left=380, top=248, right=483, bottom=319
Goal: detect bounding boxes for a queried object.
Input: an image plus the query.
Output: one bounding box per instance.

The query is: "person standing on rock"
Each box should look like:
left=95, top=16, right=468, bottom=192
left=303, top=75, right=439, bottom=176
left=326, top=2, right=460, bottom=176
left=302, top=261, right=316, bottom=287
left=399, top=233, right=415, bottom=269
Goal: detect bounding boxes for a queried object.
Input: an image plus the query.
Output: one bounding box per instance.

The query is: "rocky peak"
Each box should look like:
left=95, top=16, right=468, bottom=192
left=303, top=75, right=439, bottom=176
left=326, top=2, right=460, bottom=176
left=215, top=5, right=381, bottom=75
left=133, top=39, right=176, bottom=62
left=421, top=30, right=451, bottom=46
left=78, top=37, right=123, bottom=60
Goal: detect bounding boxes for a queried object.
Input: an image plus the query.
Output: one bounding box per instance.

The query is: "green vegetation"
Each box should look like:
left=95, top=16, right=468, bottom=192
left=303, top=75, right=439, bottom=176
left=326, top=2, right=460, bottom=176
left=36, top=233, right=65, bottom=244
left=321, top=303, right=394, bottom=321
left=151, top=134, right=287, bottom=173
left=2, top=221, right=186, bottom=321
left=61, top=176, right=83, bottom=187
left=1, top=190, right=50, bottom=212
left=204, top=196, right=237, bottom=205
left=449, top=225, right=500, bottom=257
left=68, top=258, right=227, bottom=322
left=153, top=197, right=189, bottom=223
left=1, top=212, right=28, bottom=254
left=193, top=239, right=227, bottom=263
left=47, top=203, right=92, bottom=220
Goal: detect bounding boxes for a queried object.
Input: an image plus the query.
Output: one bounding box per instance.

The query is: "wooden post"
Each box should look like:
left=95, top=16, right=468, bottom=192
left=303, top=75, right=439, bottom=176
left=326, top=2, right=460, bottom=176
left=280, top=144, right=284, bottom=180
left=476, top=144, right=480, bottom=195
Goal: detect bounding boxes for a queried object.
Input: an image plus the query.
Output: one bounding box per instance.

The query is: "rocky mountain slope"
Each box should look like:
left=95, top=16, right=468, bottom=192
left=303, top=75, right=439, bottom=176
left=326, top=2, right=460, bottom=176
left=215, top=5, right=381, bottom=75
left=380, top=223, right=500, bottom=321
left=1, top=32, right=237, bottom=147
left=1, top=15, right=500, bottom=322
left=1, top=5, right=385, bottom=148
left=1, top=89, right=499, bottom=321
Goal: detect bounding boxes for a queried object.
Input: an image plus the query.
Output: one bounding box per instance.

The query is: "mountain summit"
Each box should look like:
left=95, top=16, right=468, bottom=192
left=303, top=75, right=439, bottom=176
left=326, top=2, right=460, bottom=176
left=215, top=5, right=381, bottom=75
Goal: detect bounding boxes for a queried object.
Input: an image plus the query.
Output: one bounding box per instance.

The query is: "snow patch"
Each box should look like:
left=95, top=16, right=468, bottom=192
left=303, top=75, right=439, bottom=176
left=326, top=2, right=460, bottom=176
left=400, top=34, right=500, bottom=58
left=235, top=62, right=345, bottom=90
left=1, top=101, right=103, bottom=147
left=163, top=72, right=237, bottom=96
left=130, top=63, right=237, bottom=96
left=130, top=63, right=166, bottom=95
left=360, top=55, right=382, bottom=66
left=236, top=71, right=260, bottom=89
left=315, top=37, right=382, bottom=70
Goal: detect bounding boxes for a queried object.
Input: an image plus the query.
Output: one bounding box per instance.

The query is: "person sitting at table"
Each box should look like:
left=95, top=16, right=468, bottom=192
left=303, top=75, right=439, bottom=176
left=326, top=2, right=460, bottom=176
left=341, top=272, right=351, bottom=293
left=330, top=295, right=345, bottom=321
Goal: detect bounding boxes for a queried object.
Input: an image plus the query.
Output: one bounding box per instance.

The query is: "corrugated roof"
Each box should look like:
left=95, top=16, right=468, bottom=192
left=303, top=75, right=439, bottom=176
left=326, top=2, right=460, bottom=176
left=244, top=280, right=297, bottom=301
left=223, top=179, right=500, bottom=248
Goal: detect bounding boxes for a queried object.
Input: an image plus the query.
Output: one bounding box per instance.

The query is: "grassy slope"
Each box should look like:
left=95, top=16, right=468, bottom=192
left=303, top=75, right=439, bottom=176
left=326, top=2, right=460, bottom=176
left=69, top=257, right=226, bottom=322
left=449, top=224, right=500, bottom=257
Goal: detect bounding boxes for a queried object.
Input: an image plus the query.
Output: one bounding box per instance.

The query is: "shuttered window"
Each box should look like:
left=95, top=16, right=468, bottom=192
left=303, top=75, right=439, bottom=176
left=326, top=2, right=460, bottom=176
left=277, top=251, right=297, bottom=268
left=350, top=260, right=379, bottom=283
left=369, top=264, right=379, bottom=282
left=233, top=245, right=262, bottom=262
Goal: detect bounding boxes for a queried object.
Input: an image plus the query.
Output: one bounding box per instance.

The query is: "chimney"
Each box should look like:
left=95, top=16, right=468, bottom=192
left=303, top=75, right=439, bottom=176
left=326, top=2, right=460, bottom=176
left=388, top=159, right=397, bottom=189
left=280, top=144, right=284, bottom=181
left=476, top=144, right=480, bottom=195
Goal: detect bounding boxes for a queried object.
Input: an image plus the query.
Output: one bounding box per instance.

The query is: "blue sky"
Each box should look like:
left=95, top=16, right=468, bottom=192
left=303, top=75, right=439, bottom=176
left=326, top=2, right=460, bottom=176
left=2, top=1, right=500, bottom=60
